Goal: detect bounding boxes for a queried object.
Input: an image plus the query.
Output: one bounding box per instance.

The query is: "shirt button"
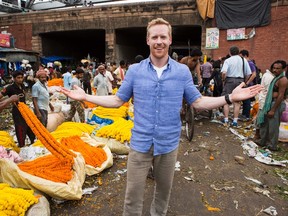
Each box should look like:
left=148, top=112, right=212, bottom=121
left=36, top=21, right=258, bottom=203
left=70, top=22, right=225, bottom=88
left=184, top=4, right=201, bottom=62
left=155, top=125, right=158, bottom=127
left=156, top=110, right=158, bottom=112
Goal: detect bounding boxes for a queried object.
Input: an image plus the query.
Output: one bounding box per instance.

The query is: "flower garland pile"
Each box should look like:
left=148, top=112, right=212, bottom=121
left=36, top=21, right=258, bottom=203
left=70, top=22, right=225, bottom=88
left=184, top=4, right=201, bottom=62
left=83, top=101, right=97, bottom=108
left=112, top=88, right=118, bottom=95
left=47, top=78, right=63, bottom=87
left=33, top=122, right=96, bottom=147
left=18, top=154, right=73, bottom=183
left=17, top=102, right=76, bottom=164
left=96, top=118, right=133, bottom=143
left=0, top=183, right=39, bottom=216
left=61, top=136, right=107, bottom=168
left=0, top=131, right=20, bottom=153
left=92, top=105, right=128, bottom=119
left=56, top=122, right=95, bottom=133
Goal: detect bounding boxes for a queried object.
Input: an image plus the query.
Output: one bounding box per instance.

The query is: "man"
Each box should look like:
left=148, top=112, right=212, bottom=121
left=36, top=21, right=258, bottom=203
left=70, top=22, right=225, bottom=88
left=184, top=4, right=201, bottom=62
left=256, top=60, right=287, bottom=151
left=113, top=60, right=126, bottom=87
left=66, top=68, right=87, bottom=123
left=93, top=64, right=109, bottom=96
left=83, top=63, right=92, bottom=95
left=0, top=95, right=19, bottom=112
left=239, top=50, right=257, bottom=121
left=104, top=65, right=114, bottom=95
left=60, top=18, right=262, bottom=215
left=180, top=49, right=203, bottom=86
left=0, top=70, right=35, bottom=147
left=200, top=57, right=213, bottom=94
left=254, top=66, right=275, bottom=139
left=62, top=66, right=73, bottom=104
left=32, top=70, right=54, bottom=127
left=221, top=46, right=253, bottom=127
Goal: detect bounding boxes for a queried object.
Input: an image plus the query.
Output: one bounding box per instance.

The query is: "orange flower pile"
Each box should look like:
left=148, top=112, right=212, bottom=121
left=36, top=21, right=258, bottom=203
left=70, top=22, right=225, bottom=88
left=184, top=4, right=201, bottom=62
left=17, top=102, right=75, bottom=164
left=18, top=154, right=73, bottom=183
left=83, top=101, right=97, bottom=108
left=47, top=78, right=63, bottom=87
left=61, top=136, right=107, bottom=168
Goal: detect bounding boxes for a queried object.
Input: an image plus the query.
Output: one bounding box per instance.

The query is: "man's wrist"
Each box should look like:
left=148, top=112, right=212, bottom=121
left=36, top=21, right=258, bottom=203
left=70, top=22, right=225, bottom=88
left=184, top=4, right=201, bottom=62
left=225, top=94, right=232, bottom=105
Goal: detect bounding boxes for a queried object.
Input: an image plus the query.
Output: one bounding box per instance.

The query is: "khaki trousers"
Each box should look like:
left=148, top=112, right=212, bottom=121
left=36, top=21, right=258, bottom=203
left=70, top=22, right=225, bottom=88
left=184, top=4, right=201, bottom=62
left=123, top=147, right=178, bottom=216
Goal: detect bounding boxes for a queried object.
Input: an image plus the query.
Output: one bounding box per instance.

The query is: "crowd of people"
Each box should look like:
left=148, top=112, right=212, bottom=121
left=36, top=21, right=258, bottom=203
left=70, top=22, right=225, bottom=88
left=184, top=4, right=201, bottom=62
left=0, top=17, right=286, bottom=216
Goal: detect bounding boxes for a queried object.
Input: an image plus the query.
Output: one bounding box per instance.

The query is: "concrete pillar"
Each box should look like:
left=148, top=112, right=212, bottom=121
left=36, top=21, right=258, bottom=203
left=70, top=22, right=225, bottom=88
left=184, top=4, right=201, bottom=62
left=105, top=29, right=115, bottom=63
left=32, top=35, right=42, bottom=56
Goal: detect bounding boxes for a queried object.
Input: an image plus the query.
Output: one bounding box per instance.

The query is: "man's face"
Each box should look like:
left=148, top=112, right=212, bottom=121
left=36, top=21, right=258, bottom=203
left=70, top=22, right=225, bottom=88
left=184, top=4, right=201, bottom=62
left=272, top=63, right=283, bottom=76
left=77, top=73, right=84, bottom=79
left=14, top=75, right=24, bottom=84
left=147, top=24, right=172, bottom=60
left=39, top=74, right=47, bottom=83
left=98, top=66, right=105, bottom=74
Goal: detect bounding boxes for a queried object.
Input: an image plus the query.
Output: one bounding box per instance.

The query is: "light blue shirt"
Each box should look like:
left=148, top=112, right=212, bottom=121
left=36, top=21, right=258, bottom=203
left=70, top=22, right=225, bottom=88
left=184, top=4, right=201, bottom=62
left=116, top=57, right=201, bottom=156
left=32, top=81, right=49, bottom=110
left=63, top=72, right=72, bottom=89
left=221, top=55, right=251, bottom=78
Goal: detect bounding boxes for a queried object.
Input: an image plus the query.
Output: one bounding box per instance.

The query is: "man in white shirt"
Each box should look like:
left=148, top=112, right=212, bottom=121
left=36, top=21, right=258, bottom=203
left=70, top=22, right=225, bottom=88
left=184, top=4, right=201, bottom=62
left=221, top=46, right=252, bottom=127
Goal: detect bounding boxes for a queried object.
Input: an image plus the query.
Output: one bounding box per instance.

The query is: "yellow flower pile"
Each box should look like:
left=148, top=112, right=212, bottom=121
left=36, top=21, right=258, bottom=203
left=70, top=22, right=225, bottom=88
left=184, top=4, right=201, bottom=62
left=96, top=118, right=133, bottom=143
left=92, top=106, right=128, bottom=119
left=0, top=183, right=38, bottom=216
left=0, top=131, right=20, bottom=153
left=112, top=88, right=118, bottom=95
left=33, top=122, right=96, bottom=146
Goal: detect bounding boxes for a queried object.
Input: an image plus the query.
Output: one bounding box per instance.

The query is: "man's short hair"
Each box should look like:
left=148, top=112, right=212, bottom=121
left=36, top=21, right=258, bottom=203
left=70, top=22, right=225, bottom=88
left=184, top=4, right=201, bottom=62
left=240, top=49, right=249, bottom=57
left=190, top=49, right=202, bottom=57
left=75, top=68, right=84, bottom=74
left=272, top=60, right=287, bottom=69
left=12, top=70, right=24, bottom=78
left=147, top=18, right=172, bottom=38
left=230, top=46, right=240, bottom=55
left=119, top=60, right=126, bottom=66
left=135, top=55, right=144, bottom=63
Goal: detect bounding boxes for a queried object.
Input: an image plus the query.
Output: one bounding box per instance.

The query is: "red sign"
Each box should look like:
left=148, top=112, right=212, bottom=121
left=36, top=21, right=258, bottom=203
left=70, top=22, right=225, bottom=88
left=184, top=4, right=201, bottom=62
left=0, top=34, right=10, bottom=47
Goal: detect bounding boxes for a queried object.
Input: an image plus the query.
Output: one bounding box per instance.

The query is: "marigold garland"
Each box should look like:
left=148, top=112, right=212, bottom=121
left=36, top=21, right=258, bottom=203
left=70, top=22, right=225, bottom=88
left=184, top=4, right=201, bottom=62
left=47, top=78, right=63, bottom=87
left=92, top=105, right=128, bottom=119
left=96, top=118, right=133, bottom=143
left=61, top=136, right=107, bottom=168
left=18, top=154, right=73, bottom=183
left=16, top=102, right=75, bottom=165
left=33, top=122, right=96, bottom=147
left=0, top=131, right=20, bottom=153
left=0, top=183, right=38, bottom=216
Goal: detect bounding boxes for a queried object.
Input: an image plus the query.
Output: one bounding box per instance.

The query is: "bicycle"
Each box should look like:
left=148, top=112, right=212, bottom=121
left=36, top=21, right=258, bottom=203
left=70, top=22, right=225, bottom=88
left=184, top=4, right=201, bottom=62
left=181, top=100, right=195, bottom=141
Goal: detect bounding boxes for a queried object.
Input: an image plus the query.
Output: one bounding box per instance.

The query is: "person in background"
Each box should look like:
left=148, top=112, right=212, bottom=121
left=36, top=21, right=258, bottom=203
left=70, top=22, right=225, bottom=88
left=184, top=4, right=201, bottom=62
left=66, top=68, right=87, bottom=122
left=113, top=60, right=126, bottom=88
left=60, top=18, right=262, bottom=215
left=93, top=64, right=109, bottom=96
left=104, top=64, right=114, bottom=95
left=256, top=60, right=287, bottom=151
left=239, top=49, right=257, bottom=121
left=0, top=70, right=35, bottom=147
left=62, top=66, right=72, bottom=104
left=180, top=49, right=203, bottom=86
left=0, top=95, right=19, bottom=112
left=83, top=63, right=92, bottom=95
left=221, top=46, right=252, bottom=127
left=32, top=70, right=54, bottom=127
left=135, top=55, right=144, bottom=63
left=200, top=57, right=213, bottom=94
left=253, top=65, right=275, bottom=140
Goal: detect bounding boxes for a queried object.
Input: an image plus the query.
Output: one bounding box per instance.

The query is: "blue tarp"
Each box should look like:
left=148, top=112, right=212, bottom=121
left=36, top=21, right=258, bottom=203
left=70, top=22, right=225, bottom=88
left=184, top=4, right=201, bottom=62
left=40, top=56, right=73, bottom=66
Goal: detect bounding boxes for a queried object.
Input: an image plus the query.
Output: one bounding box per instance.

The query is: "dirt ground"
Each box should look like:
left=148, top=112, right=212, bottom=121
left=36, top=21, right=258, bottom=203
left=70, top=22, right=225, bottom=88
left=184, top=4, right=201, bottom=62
left=46, top=117, right=288, bottom=216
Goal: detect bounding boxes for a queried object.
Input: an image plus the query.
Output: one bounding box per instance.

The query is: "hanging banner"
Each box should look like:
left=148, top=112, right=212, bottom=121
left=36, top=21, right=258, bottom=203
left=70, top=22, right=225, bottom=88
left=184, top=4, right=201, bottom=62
left=0, top=34, right=10, bottom=47
left=227, top=28, right=246, bottom=41
left=205, top=28, right=219, bottom=49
